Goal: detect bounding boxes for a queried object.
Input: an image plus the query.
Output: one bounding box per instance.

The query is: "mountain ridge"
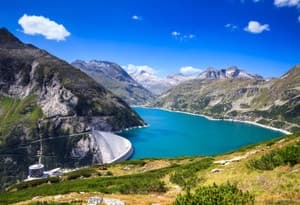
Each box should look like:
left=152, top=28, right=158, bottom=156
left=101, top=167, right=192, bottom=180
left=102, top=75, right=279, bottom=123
left=198, top=66, right=263, bottom=80
left=151, top=65, right=300, bottom=133
left=71, top=60, right=155, bottom=105
left=127, top=65, right=263, bottom=95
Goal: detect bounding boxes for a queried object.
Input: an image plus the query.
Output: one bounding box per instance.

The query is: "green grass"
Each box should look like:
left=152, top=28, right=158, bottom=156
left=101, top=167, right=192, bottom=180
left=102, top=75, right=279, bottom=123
left=0, top=95, right=43, bottom=143
left=8, top=177, right=60, bottom=191
left=1, top=134, right=300, bottom=204
left=64, top=168, right=98, bottom=180
left=117, top=159, right=147, bottom=167
left=249, top=141, right=300, bottom=170
left=28, top=202, right=79, bottom=205
left=170, top=158, right=212, bottom=188
left=0, top=170, right=166, bottom=204
left=0, top=158, right=213, bottom=204
left=173, top=183, right=255, bottom=205
left=251, top=88, right=273, bottom=109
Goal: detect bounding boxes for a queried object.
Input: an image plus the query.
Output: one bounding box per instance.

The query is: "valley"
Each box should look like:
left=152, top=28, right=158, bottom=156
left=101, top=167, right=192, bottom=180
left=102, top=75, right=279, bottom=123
left=0, top=21, right=299, bottom=204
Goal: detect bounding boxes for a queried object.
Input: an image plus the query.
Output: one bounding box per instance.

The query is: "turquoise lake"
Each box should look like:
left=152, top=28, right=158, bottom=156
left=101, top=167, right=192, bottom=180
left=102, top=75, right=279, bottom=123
left=120, top=107, right=284, bottom=159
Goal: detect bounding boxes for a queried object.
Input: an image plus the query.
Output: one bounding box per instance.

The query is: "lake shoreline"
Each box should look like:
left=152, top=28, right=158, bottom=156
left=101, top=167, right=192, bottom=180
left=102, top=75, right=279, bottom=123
left=132, top=106, right=292, bottom=135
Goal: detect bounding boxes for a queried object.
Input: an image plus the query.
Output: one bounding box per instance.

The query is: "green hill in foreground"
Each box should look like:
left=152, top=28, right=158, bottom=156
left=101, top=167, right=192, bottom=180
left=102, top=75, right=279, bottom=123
left=1, top=133, right=299, bottom=205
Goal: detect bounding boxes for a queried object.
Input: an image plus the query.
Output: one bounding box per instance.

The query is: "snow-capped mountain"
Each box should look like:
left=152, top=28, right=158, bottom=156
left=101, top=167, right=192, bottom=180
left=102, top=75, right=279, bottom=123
left=126, top=66, right=171, bottom=95
left=166, top=73, right=197, bottom=86
left=198, top=66, right=263, bottom=80
left=125, top=65, right=197, bottom=95
left=126, top=65, right=263, bottom=95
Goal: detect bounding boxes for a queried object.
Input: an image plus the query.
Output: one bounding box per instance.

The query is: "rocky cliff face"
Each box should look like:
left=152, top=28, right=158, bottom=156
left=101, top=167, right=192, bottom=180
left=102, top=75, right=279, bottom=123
left=0, top=28, right=144, bottom=188
left=71, top=60, right=155, bottom=105
left=151, top=66, right=300, bottom=133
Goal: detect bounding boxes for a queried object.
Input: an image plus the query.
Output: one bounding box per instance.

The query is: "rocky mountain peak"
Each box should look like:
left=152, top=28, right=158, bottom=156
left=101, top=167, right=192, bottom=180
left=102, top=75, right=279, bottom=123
left=198, top=66, right=262, bottom=80
left=72, top=60, right=132, bottom=81
left=226, top=66, right=239, bottom=71
left=226, top=66, right=241, bottom=78
left=0, top=27, right=25, bottom=49
left=71, top=60, right=155, bottom=105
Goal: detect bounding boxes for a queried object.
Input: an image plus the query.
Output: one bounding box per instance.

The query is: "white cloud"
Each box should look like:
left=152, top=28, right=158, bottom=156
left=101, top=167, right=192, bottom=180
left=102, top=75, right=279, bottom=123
left=188, top=34, right=195, bottom=39
left=225, top=23, right=238, bottom=31
left=274, top=0, right=300, bottom=7
left=274, top=1, right=300, bottom=22
left=18, top=14, right=70, bottom=41
left=244, top=21, right=270, bottom=34
left=132, top=15, right=142, bottom=21
left=171, top=31, right=181, bottom=37
left=124, top=64, right=156, bottom=75
left=180, top=66, right=203, bottom=75
left=171, top=31, right=195, bottom=40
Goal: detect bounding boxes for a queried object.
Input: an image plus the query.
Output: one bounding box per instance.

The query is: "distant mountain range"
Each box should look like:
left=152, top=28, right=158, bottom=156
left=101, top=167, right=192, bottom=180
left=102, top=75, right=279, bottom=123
left=198, top=66, right=263, bottom=80
left=127, top=66, right=262, bottom=95
left=126, top=67, right=193, bottom=95
left=73, top=61, right=262, bottom=98
left=0, top=28, right=144, bottom=188
left=151, top=66, right=300, bottom=133
left=71, top=60, right=155, bottom=105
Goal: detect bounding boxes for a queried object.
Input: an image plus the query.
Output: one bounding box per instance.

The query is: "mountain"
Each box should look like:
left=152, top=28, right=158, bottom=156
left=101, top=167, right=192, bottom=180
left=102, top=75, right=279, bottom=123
left=198, top=66, right=263, bottom=80
left=151, top=66, right=300, bottom=133
left=126, top=67, right=172, bottom=95
left=71, top=60, right=155, bottom=105
left=127, top=66, right=261, bottom=95
left=127, top=67, right=197, bottom=95
left=0, top=28, right=144, bottom=188
left=166, top=73, right=197, bottom=86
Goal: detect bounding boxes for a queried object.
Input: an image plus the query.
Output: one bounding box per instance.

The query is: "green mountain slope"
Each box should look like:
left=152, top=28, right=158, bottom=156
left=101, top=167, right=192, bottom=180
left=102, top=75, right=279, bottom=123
left=0, top=28, right=144, bottom=189
left=151, top=66, right=300, bottom=132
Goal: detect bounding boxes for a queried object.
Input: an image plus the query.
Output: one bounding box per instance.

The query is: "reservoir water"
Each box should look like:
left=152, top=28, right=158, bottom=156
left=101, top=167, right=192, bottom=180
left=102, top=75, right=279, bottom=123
left=120, top=107, right=284, bottom=159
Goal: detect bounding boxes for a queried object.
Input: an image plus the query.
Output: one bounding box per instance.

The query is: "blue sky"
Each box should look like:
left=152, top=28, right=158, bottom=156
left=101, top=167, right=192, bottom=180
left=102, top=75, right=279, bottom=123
left=1, top=0, right=300, bottom=77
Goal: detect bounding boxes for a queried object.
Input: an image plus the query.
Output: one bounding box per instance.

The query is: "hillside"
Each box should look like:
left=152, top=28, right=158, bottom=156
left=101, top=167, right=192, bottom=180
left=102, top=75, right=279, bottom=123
left=1, top=133, right=299, bottom=204
left=0, top=28, right=144, bottom=189
left=151, top=66, right=300, bottom=133
left=71, top=60, right=155, bottom=105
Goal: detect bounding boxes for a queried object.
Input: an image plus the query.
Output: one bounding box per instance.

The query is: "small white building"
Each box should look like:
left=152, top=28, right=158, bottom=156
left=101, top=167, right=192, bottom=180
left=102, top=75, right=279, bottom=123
left=28, top=164, right=45, bottom=178
left=26, top=164, right=63, bottom=181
